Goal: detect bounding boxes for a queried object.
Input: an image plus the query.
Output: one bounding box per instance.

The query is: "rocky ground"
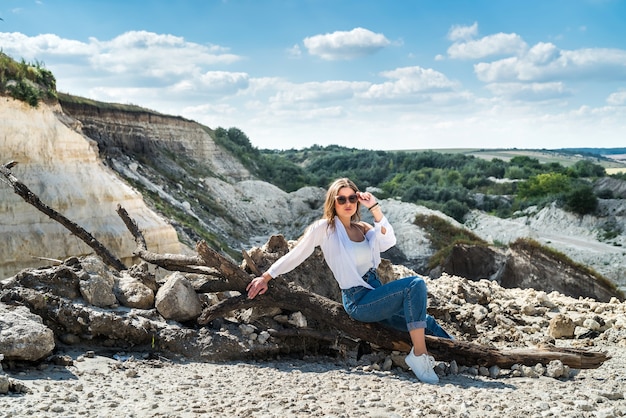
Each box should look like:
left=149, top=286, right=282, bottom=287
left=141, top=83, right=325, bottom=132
left=1, top=342, right=625, bottom=418
left=2, top=269, right=626, bottom=418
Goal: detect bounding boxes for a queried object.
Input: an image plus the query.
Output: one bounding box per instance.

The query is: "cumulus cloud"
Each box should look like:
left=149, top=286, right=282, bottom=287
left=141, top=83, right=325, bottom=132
left=448, top=32, right=527, bottom=60
left=0, top=30, right=241, bottom=82
left=0, top=32, right=96, bottom=58
left=88, top=31, right=240, bottom=79
left=287, top=44, right=302, bottom=58
left=486, top=82, right=571, bottom=101
left=361, top=66, right=458, bottom=100
left=607, top=90, right=626, bottom=106
left=303, top=27, right=390, bottom=60
left=270, top=80, right=369, bottom=105
left=447, top=22, right=478, bottom=42
left=170, top=71, right=249, bottom=95
left=475, top=44, right=626, bottom=82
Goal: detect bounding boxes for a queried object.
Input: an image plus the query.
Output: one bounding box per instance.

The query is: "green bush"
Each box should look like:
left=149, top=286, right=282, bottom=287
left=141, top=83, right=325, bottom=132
left=442, top=199, right=470, bottom=222
left=7, top=79, right=41, bottom=106
left=564, top=184, right=598, bottom=215
left=517, top=173, right=571, bottom=199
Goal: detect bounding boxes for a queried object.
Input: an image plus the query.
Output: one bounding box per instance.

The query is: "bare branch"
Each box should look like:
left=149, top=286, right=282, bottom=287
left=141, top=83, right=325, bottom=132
left=1, top=163, right=126, bottom=271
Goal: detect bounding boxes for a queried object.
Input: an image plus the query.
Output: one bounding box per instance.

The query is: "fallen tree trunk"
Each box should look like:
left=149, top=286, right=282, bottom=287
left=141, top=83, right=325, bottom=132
left=192, top=234, right=610, bottom=369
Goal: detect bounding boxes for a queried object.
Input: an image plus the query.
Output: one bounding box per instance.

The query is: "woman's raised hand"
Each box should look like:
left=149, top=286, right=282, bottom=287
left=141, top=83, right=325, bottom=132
left=357, top=191, right=377, bottom=209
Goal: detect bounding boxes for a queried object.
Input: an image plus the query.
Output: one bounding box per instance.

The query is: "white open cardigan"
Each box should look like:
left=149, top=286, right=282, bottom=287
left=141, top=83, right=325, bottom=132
left=266, top=215, right=397, bottom=290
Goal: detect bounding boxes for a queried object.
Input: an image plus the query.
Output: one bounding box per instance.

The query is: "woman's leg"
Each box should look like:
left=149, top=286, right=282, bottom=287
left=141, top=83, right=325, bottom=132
left=409, top=327, right=427, bottom=355
left=362, top=272, right=453, bottom=339
left=343, top=276, right=428, bottom=331
left=342, top=276, right=439, bottom=383
left=426, top=315, right=454, bottom=339
left=382, top=314, right=453, bottom=339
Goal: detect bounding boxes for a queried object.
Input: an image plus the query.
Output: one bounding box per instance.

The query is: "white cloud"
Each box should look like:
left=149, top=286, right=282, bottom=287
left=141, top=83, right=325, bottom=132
left=287, top=44, right=302, bottom=58
left=361, top=66, right=458, bottom=100
left=270, top=80, right=367, bottom=104
left=303, top=27, right=390, bottom=60
left=448, top=32, right=527, bottom=60
left=0, top=31, right=241, bottom=83
left=447, top=22, right=478, bottom=42
left=0, top=32, right=95, bottom=59
left=607, top=90, right=626, bottom=106
left=88, top=31, right=240, bottom=78
left=475, top=44, right=626, bottom=82
left=165, top=71, right=249, bottom=98
left=485, top=82, right=570, bottom=101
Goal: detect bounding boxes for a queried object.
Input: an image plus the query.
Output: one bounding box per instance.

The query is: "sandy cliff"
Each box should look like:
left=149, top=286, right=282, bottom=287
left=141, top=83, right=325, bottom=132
left=0, top=97, right=181, bottom=278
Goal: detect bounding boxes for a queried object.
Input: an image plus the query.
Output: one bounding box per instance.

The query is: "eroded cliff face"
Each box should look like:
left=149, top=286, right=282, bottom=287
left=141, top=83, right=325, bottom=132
left=0, top=98, right=181, bottom=278
left=58, top=97, right=324, bottom=255
left=58, top=99, right=251, bottom=182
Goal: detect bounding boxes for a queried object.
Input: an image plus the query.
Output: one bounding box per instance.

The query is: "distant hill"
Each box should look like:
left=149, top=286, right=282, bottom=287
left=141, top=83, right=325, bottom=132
left=558, top=148, right=626, bottom=156
left=414, top=148, right=626, bottom=169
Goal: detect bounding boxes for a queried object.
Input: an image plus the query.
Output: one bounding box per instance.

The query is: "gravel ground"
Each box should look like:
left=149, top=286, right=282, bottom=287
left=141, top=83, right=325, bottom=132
left=1, top=341, right=625, bottom=418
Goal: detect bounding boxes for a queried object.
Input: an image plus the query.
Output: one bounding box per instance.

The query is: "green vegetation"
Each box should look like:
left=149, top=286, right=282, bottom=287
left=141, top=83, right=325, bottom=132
left=212, top=127, right=310, bottom=191
left=208, top=130, right=618, bottom=221
left=0, top=52, right=57, bottom=106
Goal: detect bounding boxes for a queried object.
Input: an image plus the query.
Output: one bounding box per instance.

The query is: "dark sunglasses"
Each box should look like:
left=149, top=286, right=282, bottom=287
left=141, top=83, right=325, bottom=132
left=335, top=194, right=358, bottom=205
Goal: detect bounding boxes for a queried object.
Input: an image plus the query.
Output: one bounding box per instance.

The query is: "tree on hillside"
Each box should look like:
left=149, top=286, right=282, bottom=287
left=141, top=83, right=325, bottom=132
left=565, top=184, right=598, bottom=215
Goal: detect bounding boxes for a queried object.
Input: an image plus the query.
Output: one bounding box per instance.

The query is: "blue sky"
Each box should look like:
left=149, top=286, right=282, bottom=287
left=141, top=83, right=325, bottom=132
left=2, top=0, right=626, bottom=151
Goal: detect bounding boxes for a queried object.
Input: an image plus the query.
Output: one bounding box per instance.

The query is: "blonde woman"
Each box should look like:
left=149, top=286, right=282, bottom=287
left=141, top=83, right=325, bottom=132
left=247, top=178, right=451, bottom=383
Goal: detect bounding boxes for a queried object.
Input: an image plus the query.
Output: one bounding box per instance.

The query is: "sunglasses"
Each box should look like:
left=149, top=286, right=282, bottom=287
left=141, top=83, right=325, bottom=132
left=335, top=194, right=358, bottom=205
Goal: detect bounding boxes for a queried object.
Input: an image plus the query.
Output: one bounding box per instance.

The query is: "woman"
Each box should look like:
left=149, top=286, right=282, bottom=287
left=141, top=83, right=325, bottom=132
left=247, top=178, right=452, bottom=384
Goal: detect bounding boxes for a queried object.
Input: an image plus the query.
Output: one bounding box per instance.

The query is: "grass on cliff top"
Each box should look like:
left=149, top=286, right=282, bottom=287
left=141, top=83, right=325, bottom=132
left=413, top=214, right=488, bottom=270
left=57, top=92, right=183, bottom=118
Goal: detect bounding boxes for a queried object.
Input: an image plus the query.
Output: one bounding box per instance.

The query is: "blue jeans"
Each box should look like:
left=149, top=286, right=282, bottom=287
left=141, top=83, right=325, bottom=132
left=341, top=269, right=453, bottom=339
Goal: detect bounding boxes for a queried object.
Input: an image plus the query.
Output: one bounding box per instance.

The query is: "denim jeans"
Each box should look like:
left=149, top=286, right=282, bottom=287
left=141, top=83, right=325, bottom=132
left=341, top=269, right=453, bottom=339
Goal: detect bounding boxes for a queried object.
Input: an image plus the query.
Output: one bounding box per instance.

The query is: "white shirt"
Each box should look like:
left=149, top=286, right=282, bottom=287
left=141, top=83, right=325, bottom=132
left=266, top=216, right=397, bottom=290
left=352, top=239, right=372, bottom=277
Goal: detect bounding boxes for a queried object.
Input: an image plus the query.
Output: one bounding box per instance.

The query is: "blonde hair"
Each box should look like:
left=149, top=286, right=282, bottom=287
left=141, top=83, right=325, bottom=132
left=323, top=178, right=361, bottom=229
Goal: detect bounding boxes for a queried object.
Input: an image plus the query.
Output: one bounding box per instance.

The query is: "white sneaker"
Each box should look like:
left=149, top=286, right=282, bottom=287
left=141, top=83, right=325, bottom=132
left=405, top=349, right=439, bottom=384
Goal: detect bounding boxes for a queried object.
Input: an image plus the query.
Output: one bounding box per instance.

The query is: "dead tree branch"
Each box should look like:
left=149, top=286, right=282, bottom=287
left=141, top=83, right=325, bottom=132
left=115, top=204, right=222, bottom=275
left=1, top=162, right=126, bottom=271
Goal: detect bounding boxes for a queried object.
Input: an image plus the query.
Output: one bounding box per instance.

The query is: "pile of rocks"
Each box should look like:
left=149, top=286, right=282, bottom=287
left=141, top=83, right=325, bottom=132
left=2, top=255, right=625, bottom=386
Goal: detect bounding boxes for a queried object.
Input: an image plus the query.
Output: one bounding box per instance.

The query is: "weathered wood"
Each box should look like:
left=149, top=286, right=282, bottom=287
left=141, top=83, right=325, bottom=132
left=196, top=240, right=250, bottom=289
left=242, top=250, right=262, bottom=276
left=1, top=162, right=126, bottom=271
left=194, top=242, right=610, bottom=369
left=115, top=204, right=221, bottom=275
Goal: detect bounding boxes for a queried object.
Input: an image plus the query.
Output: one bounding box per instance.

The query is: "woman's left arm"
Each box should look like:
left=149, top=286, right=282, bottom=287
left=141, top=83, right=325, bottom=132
left=357, top=192, right=396, bottom=249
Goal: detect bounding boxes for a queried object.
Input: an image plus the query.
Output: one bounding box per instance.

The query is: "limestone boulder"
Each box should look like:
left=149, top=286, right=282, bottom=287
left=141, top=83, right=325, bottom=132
left=80, top=274, right=117, bottom=307
left=548, top=314, right=576, bottom=339
left=155, top=272, right=202, bottom=322
left=114, top=272, right=155, bottom=309
left=0, top=303, right=55, bottom=361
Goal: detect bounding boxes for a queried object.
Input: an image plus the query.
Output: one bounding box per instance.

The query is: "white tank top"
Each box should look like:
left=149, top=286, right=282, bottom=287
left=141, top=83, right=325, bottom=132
left=352, top=239, right=372, bottom=277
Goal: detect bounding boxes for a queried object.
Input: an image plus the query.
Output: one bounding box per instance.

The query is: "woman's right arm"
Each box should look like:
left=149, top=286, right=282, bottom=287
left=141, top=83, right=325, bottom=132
left=246, top=221, right=324, bottom=299
left=246, top=271, right=273, bottom=299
